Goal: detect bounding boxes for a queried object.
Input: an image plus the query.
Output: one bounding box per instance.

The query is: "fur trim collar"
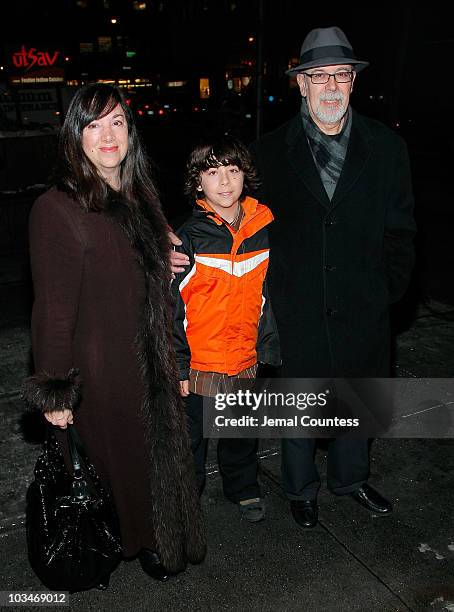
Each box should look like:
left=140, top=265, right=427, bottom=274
left=106, top=196, right=206, bottom=572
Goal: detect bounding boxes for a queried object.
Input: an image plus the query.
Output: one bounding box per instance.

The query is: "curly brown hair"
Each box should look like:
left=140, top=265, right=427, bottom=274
left=184, top=135, right=260, bottom=201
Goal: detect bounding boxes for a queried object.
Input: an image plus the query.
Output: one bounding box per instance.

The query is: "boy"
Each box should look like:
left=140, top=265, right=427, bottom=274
left=172, top=136, right=280, bottom=522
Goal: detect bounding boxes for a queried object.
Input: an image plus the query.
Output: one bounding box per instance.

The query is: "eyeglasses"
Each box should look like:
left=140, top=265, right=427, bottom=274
left=303, top=71, right=354, bottom=84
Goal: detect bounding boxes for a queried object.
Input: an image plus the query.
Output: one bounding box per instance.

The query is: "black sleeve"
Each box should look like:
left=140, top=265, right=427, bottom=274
left=257, top=271, right=281, bottom=367
left=171, top=228, right=195, bottom=380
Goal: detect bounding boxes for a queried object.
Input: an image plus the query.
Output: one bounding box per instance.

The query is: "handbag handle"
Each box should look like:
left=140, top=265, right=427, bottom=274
left=67, top=425, right=83, bottom=479
left=66, top=426, right=95, bottom=502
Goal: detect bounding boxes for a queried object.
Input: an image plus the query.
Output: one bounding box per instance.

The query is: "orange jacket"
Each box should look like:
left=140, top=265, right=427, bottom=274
left=172, top=196, right=280, bottom=378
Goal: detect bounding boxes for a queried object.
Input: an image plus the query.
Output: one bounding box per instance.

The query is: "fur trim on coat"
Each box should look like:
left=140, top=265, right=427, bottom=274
left=105, top=195, right=206, bottom=572
left=23, top=368, right=82, bottom=413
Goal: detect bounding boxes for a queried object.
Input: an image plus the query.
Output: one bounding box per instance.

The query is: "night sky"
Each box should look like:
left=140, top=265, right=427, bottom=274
left=1, top=3, right=451, bottom=85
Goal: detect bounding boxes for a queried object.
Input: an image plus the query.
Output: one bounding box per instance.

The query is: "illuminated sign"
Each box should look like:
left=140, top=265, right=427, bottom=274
left=8, top=44, right=65, bottom=85
left=10, top=75, right=65, bottom=84
left=12, top=46, right=60, bottom=71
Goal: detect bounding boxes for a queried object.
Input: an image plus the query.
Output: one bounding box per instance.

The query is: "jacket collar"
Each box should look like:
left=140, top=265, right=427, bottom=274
left=196, top=194, right=254, bottom=218
left=194, top=196, right=273, bottom=240
left=285, top=109, right=372, bottom=210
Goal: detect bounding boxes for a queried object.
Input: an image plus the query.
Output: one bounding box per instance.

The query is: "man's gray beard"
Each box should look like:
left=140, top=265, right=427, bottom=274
left=314, top=93, right=347, bottom=124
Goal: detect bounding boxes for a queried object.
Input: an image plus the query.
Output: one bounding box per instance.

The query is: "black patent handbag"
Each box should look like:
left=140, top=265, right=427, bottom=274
left=26, top=425, right=122, bottom=593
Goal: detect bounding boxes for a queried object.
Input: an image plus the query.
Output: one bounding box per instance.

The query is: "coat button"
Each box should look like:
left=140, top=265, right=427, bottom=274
left=324, top=218, right=336, bottom=226
left=326, top=308, right=337, bottom=317
left=324, top=264, right=336, bottom=272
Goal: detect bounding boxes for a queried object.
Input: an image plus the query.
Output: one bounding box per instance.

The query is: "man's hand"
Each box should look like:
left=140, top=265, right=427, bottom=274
left=179, top=380, right=190, bottom=397
left=169, top=231, right=189, bottom=274
left=44, top=408, right=74, bottom=429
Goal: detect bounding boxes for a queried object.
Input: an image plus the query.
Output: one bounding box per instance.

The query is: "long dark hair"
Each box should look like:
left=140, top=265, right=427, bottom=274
left=57, top=83, right=159, bottom=212
left=184, top=135, right=260, bottom=201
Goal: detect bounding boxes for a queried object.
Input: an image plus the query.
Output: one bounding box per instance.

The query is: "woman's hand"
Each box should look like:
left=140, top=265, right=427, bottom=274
left=44, top=408, right=74, bottom=429
left=168, top=231, right=189, bottom=274
left=179, top=380, right=190, bottom=397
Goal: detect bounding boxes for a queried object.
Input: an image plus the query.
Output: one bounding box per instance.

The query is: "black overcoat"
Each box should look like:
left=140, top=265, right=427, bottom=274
left=251, top=110, right=416, bottom=377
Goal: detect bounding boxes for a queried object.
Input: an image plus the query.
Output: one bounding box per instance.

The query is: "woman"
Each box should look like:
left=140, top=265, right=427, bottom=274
left=24, top=83, right=206, bottom=587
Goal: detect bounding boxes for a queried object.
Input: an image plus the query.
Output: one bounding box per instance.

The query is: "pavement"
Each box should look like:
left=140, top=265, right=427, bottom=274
left=0, top=273, right=454, bottom=611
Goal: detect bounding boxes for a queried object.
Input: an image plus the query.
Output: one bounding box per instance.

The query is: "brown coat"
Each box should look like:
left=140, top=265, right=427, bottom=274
left=25, top=188, right=205, bottom=571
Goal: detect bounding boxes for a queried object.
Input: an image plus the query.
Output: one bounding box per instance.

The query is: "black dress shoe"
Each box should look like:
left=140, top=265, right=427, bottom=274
left=350, top=483, right=393, bottom=514
left=138, top=549, right=170, bottom=582
left=290, top=499, right=318, bottom=528
left=95, top=574, right=110, bottom=590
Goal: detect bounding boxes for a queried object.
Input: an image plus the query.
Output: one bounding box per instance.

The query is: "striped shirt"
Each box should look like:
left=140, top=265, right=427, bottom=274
left=189, top=363, right=258, bottom=398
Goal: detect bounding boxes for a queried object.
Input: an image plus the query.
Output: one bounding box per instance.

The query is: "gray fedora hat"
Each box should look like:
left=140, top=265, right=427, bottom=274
left=286, top=26, right=369, bottom=76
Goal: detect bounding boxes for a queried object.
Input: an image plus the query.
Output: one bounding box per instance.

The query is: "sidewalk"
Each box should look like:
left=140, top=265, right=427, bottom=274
left=0, top=300, right=453, bottom=611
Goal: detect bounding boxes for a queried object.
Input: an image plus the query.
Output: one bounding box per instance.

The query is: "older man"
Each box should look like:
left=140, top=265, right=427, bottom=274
left=246, top=26, right=416, bottom=528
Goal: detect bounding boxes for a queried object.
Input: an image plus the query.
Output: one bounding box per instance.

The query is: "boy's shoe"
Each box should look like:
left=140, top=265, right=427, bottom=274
left=238, top=497, right=266, bottom=522
left=290, top=499, right=318, bottom=528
